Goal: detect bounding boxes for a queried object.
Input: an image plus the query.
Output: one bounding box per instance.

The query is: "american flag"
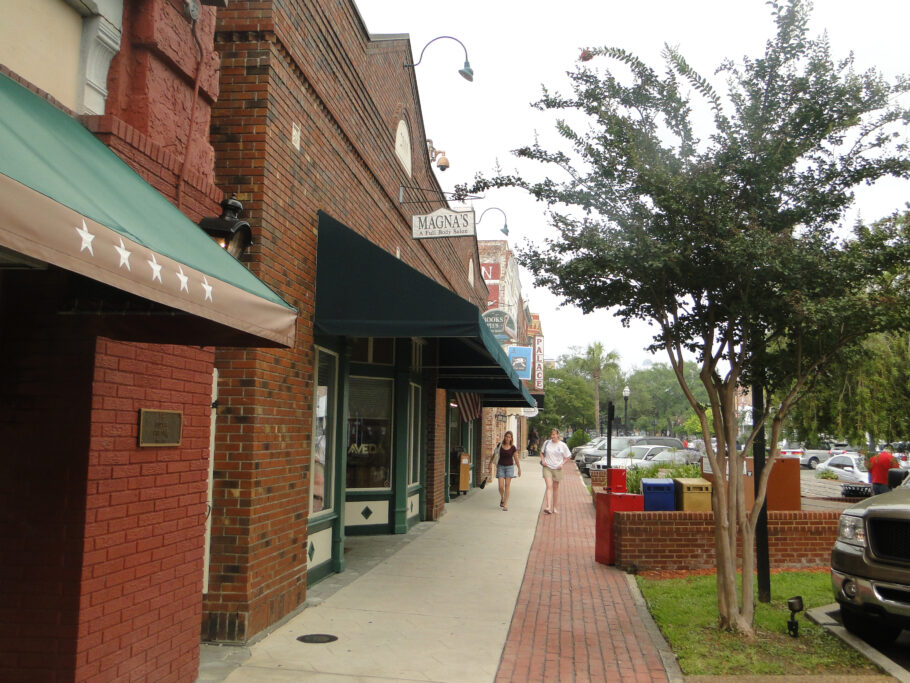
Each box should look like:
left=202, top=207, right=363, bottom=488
left=454, top=392, right=482, bottom=422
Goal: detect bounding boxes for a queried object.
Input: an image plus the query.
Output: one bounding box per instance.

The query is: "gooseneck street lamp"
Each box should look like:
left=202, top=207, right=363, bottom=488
left=477, top=207, right=509, bottom=236
left=623, top=385, right=630, bottom=435
left=403, top=36, right=474, bottom=82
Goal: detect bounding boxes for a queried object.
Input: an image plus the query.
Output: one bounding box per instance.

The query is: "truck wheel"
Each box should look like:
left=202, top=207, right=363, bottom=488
left=840, top=607, right=901, bottom=646
left=808, top=457, right=819, bottom=469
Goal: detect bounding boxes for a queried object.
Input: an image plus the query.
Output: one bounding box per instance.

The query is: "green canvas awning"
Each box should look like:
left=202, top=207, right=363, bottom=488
left=0, top=73, right=296, bottom=347
left=315, top=211, right=535, bottom=408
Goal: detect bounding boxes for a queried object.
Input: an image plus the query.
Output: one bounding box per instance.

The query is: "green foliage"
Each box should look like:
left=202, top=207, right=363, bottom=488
left=784, top=329, right=910, bottom=446
left=625, top=462, right=701, bottom=494
left=626, top=363, right=706, bottom=435
left=683, top=409, right=713, bottom=436
left=817, top=468, right=839, bottom=480
left=636, top=571, right=879, bottom=676
left=529, top=365, right=595, bottom=434
left=567, top=430, right=591, bottom=449
left=466, top=0, right=910, bottom=632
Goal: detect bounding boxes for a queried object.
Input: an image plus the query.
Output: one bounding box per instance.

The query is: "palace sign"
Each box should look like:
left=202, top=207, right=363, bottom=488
left=412, top=208, right=475, bottom=238
left=533, top=335, right=544, bottom=391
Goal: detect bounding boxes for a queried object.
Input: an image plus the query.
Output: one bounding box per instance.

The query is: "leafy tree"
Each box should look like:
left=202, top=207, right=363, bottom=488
left=683, top=409, right=714, bottom=436
left=468, top=0, right=910, bottom=634
left=564, top=342, right=620, bottom=432
left=529, top=365, right=595, bottom=435
left=626, top=364, right=700, bottom=435
left=786, top=327, right=910, bottom=446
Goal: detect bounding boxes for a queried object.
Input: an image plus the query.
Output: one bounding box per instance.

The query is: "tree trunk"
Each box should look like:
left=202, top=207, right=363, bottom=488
left=593, top=368, right=601, bottom=433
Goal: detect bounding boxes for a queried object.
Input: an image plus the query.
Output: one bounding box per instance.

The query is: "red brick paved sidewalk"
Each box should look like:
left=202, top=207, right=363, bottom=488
left=496, top=463, right=671, bottom=683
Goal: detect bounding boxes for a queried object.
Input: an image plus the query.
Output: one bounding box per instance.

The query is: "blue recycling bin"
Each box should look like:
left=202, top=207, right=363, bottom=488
left=641, top=478, right=675, bottom=511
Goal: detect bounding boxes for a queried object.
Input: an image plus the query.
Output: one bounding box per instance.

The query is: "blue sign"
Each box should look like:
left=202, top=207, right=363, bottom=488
left=508, top=346, right=533, bottom=381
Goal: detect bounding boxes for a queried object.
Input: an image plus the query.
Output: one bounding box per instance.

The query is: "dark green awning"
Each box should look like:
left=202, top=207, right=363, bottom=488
left=315, top=211, right=535, bottom=408
left=0, top=73, right=296, bottom=347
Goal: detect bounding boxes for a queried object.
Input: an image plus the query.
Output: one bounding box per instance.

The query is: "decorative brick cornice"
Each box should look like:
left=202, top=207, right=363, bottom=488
left=81, top=114, right=223, bottom=205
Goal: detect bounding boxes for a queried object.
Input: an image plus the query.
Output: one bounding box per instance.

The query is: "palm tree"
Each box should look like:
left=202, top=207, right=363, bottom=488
left=580, top=342, right=620, bottom=434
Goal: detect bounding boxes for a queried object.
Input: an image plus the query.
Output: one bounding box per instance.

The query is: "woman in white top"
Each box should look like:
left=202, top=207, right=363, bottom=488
left=540, top=428, right=572, bottom=514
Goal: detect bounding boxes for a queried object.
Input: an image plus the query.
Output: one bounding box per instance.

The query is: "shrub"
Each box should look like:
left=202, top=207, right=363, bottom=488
left=626, top=463, right=702, bottom=494
left=567, top=430, right=590, bottom=450
left=817, top=469, right=839, bottom=480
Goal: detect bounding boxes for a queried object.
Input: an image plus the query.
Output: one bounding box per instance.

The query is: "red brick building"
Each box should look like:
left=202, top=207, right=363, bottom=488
left=1, top=1, right=294, bottom=680
left=202, top=0, right=533, bottom=643
left=1, top=0, right=533, bottom=678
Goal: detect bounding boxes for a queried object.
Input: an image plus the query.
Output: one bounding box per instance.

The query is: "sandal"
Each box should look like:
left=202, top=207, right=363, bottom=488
left=543, top=509, right=552, bottom=514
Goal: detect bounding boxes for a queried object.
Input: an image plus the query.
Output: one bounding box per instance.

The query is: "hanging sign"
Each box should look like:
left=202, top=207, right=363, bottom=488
left=412, top=208, right=475, bottom=238
left=508, top=346, right=533, bottom=380
left=533, top=335, right=545, bottom=391
left=483, top=308, right=517, bottom=341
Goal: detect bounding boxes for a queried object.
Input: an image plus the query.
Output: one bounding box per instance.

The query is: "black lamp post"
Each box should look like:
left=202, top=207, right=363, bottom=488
left=623, top=386, right=630, bottom=435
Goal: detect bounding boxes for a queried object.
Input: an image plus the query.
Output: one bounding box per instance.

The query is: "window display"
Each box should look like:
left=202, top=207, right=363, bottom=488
left=346, top=377, right=393, bottom=489
left=311, top=349, right=337, bottom=513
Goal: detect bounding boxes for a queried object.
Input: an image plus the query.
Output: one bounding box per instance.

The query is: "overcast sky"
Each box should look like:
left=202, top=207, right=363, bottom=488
left=355, top=0, right=910, bottom=370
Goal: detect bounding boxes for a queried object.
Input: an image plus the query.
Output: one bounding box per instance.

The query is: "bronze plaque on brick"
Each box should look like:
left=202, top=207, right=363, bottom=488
left=138, top=409, right=183, bottom=447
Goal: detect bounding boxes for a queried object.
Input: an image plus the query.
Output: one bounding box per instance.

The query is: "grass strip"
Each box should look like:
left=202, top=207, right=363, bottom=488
left=635, top=570, right=881, bottom=676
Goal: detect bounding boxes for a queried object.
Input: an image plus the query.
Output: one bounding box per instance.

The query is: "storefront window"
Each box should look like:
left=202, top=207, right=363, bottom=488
left=311, top=348, right=337, bottom=514
left=350, top=338, right=394, bottom=365
left=346, top=377, right=393, bottom=489
left=408, top=383, right=421, bottom=485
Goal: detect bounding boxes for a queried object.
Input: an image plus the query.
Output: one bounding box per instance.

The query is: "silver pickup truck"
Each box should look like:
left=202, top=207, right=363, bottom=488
left=831, top=471, right=910, bottom=645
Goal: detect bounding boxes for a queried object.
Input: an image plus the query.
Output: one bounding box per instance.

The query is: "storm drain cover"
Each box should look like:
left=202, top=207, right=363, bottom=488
left=297, top=634, right=338, bottom=644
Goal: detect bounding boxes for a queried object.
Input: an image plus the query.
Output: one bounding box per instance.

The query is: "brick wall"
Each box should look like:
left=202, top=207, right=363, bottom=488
left=425, top=387, right=448, bottom=521
left=75, top=338, right=213, bottom=682
left=0, top=277, right=214, bottom=682
left=204, top=0, right=489, bottom=641
left=0, top=275, right=95, bottom=681
left=613, top=510, right=841, bottom=571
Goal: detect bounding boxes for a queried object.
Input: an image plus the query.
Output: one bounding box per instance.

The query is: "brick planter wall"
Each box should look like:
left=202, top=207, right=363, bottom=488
left=614, top=510, right=841, bottom=571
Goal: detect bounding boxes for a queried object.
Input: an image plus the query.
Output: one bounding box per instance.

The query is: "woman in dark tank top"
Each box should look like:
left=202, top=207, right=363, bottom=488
left=492, top=430, right=521, bottom=510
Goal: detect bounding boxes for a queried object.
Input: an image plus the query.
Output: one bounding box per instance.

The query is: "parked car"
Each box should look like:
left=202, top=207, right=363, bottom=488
left=831, top=472, right=910, bottom=645
left=573, top=436, right=610, bottom=473
left=633, top=436, right=685, bottom=450
left=629, top=448, right=702, bottom=469
left=576, top=436, right=637, bottom=474
left=828, top=443, right=864, bottom=457
left=590, top=444, right=670, bottom=471
left=572, top=436, right=607, bottom=459
left=816, top=453, right=870, bottom=484
left=786, top=445, right=834, bottom=469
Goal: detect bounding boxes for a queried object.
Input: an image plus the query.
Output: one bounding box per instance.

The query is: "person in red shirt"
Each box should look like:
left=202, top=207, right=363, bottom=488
left=869, top=449, right=900, bottom=495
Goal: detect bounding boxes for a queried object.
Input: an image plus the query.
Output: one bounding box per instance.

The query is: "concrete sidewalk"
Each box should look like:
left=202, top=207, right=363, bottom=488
left=198, top=462, right=678, bottom=682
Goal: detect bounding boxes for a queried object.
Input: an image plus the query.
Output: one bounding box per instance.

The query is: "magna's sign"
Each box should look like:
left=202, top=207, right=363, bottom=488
left=412, top=208, right=475, bottom=238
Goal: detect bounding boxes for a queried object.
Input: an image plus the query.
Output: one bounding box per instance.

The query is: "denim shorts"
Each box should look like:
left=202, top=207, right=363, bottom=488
left=497, top=464, right=517, bottom=479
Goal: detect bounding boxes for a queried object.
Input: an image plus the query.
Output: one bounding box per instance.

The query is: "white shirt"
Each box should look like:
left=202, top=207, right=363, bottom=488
left=541, top=439, right=571, bottom=469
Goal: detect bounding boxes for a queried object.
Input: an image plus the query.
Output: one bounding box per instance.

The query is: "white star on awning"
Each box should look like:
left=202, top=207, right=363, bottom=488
left=75, top=219, right=94, bottom=255
left=176, top=265, right=189, bottom=292
left=201, top=275, right=213, bottom=302
left=147, top=253, right=162, bottom=283
left=114, top=237, right=131, bottom=270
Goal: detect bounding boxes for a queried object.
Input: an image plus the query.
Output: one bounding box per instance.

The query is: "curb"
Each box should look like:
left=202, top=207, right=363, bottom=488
left=806, top=604, right=910, bottom=683
left=625, top=573, right=686, bottom=683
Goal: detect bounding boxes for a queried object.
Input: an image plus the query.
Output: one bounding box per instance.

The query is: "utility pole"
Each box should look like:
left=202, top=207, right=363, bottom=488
left=753, top=369, right=771, bottom=603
